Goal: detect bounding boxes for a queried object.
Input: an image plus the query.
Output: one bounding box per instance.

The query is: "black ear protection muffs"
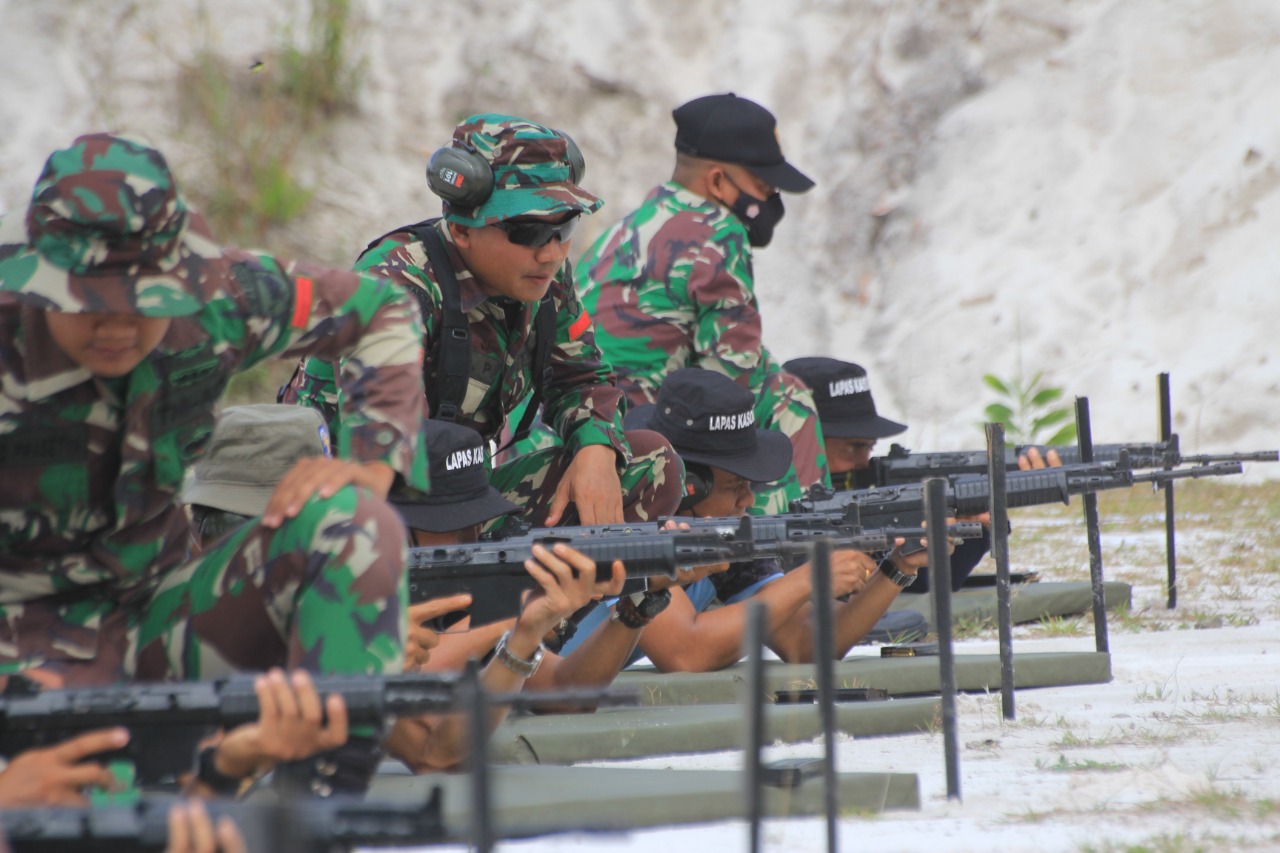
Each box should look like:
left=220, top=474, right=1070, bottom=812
left=425, top=131, right=587, bottom=212
left=679, top=462, right=715, bottom=512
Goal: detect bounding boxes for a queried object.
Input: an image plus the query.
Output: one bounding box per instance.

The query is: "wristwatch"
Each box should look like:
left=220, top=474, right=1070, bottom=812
left=610, top=589, right=672, bottom=629
left=878, top=558, right=918, bottom=588
left=494, top=630, right=545, bottom=678
left=195, top=745, right=244, bottom=795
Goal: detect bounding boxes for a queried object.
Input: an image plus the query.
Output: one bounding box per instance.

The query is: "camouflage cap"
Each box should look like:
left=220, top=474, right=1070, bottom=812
left=441, top=113, right=604, bottom=227
left=0, top=132, right=226, bottom=317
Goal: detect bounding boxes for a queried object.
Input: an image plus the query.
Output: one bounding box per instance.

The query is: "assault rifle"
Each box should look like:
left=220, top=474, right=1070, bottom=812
left=408, top=526, right=736, bottom=627
left=1, top=791, right=446, bottom=852
left=861, top=434, right=1276, bottom=487
left=408, top=515, right=986, bottom=626
left=793, top=460, right=1245, bottom=552
left=0, top=674, right=634, bottom=787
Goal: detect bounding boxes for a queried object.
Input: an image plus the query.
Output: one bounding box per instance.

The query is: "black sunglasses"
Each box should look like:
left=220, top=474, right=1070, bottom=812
left=491, top=215, right=580, bottom=248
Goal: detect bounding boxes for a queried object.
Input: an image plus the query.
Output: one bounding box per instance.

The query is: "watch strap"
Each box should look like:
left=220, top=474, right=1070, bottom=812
left=878, top=558, right=917, bottom=588
left=611, top=589, right=671, bottom=629
left=494, top=630, right=544, bottom=677
left=195, top=745, right=244, bottom=795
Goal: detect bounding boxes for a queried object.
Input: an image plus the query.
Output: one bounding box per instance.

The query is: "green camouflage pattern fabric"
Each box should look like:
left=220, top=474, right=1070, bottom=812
left=749, top=369, right=829, bottom=515
left=0, top=246, right=427, bottom=682
left=0, top=133, right=224, bottom=318
left=487, top=429, right=684, bottom=528
left=285, top=219, right=629, bottom=459
left=441, top=113, right=603, bottom=228
left=133, top=488, right=408, bottom=684
left=577, top=182, right=829, bottom=512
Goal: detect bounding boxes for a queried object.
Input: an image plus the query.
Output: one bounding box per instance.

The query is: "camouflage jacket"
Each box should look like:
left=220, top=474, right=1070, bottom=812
left=0, top=251, right=428, bottom=661
left=578, top=182, right=781, bottom=407
left=284, top=219, right=629, bottom=459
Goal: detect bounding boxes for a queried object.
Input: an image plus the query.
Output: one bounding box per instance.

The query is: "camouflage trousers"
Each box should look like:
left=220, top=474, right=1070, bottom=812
left=749, top=369, right=831, bottom=516
left=15, top=487, right=408, bottom=689
left=489, top=429, right=684, bottom=527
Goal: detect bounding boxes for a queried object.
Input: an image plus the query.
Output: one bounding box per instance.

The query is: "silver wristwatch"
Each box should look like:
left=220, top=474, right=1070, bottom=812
left=494, top=630, right=544, bottom=677
left=878, top=559, right=918, bottom=588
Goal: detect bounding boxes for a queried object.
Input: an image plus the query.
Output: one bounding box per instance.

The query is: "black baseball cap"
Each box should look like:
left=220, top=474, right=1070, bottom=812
left=673, top=93, right=815, bottom=193
left=623, top=368, right=792, bottom=483
left=390, top=421, right=520, bottom=533
left=785, top=357, right=907, bottom=439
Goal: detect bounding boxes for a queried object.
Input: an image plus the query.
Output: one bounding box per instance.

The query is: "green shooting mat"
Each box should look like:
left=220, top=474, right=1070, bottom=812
left=489, top=696, right=941, bottom=764
left=368, top=764, right=919, bottom=835
left=615, top=651, right=1112, bottom=706
left=888, top=580, right=1131, bottom=626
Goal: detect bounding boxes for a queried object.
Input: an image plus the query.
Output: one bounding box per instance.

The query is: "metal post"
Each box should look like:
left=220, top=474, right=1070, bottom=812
left=744, top=599, right=768, bottom=853
left=1158, top=372, right=1178, bottom=609
left=463, top=660, right=493, bottom=853
left=926, top=477, right=960, bottom=801
left=985, top=423, right=1015, bottom=721
left=1075, top=397, right=1110, bottom=654
left=811, top=540, right=839, bottom=853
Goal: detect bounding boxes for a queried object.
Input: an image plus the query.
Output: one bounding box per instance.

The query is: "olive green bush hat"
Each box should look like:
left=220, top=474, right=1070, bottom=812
left=183, top=404, right=332, bottom=516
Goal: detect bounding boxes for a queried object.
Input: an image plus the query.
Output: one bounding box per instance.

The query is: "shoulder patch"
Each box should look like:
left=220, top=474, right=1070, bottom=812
left=569, top=309, right=591, bottom=341
left=291, top=276, right=314, bottom=329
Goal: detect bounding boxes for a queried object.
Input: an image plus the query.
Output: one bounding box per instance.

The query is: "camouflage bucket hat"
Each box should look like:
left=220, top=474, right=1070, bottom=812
left=442, top=113, right=604, bottom=228
left=0, top=132, right=226, bottom=317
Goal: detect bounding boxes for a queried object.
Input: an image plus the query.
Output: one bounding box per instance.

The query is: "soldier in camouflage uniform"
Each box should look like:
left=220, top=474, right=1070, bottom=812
left=283, top=114, right=683, bottom=528
left=0, top=133, right=429, bottom=792
left=578, top=93, right=830, bottom=515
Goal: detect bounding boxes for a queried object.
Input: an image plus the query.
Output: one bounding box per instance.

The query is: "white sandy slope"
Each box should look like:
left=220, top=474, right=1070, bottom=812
left=780, top=0, right=1280, bottom=459
left=1, top=0, right=1276, bottom=463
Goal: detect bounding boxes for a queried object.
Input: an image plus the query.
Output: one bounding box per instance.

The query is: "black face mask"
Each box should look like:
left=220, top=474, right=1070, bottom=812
left=728, top=188, right=785, bottom=248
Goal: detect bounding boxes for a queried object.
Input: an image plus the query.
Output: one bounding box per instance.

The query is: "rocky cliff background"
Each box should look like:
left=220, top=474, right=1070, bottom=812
left=3, top=0, right=1277, bottom=463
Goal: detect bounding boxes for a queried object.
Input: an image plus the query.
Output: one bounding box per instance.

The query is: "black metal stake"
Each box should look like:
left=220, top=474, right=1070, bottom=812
left=1075, top=397, right=1110, bottom=654
left=926, top=477, right=960, bottom=801
left=744, top=599, right=768, bottom=853
left=985, top=423, right=1015, bottom=721
left=1159, top=372, right=1178, bottom=609
left=811, top=539, right=839, bottom=853
left=463, top=660, right=493, bottom=853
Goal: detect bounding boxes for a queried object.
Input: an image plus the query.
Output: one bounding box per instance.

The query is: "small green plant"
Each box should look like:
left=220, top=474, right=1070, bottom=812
left=980, top=369, right=1077, bottom=447
left=174, top=0, right=363, bottom=250
left=1037, top=753, right=1127, bottom=772
left=1134, top=675, right=1176, bottom=703
left=1033, top=614, right=1088, bottom=638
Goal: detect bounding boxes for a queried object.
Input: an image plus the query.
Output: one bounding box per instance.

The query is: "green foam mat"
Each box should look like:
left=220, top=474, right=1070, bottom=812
left=368, top=765, right=919, bottom=835
left=616, top=651, right=1112, bottom=706
left=889, top=580, right=1131, bottom=626
left=491, top=696, right=941, bottom=764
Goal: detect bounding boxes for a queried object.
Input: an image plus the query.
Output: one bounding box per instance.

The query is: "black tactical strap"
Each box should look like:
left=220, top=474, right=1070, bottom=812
left=355, top=219, right=559, bottom=442
left=417, top=223, right=470, bottom=423
left=352, top=218, right=468, bottom=422
left=500, top=278, right=558, bottom=451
